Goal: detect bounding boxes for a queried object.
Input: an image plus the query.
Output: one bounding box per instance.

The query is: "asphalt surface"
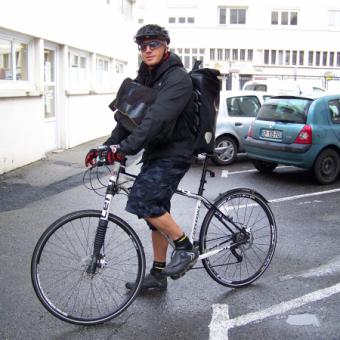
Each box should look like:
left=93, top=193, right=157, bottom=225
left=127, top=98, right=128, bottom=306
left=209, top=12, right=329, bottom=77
left=1, top=139, right=340, bottom=340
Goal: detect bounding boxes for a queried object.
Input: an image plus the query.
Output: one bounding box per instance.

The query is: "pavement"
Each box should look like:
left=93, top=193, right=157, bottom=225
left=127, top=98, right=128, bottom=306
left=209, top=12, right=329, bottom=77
left=0, top=137, right=107, bottom=214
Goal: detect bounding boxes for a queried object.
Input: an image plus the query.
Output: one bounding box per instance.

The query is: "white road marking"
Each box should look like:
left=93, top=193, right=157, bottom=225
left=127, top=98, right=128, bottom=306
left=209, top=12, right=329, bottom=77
left=209, top=304, right=229, bottom=340
left=221, top=166, right=291, bottom=177
left=268, top=188, right=340, bottom=203
left=280, top=255, right=340, bottom=281
left=209, top=282, right=340, bottom=339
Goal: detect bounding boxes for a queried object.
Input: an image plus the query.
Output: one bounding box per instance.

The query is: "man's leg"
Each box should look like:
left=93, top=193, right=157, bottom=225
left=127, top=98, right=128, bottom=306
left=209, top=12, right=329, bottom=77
left=151, top=229, right=169, bottom=262
left=146, top=212, right=198, bottom=277
left=147, top=212, right=183, bottom=241
left=125, top=229, right=168, bottom=291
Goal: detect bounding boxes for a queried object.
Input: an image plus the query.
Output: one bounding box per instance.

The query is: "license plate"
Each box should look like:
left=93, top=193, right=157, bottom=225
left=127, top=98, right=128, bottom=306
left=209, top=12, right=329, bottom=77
left=261, top=129, right=282, bottom=139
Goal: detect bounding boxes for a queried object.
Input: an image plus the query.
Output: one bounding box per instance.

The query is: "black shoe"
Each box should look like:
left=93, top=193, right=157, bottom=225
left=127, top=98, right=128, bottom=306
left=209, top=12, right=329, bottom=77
left=162, top=247, right=199, bottom=277
left=125, top=269, right=167, bottom=291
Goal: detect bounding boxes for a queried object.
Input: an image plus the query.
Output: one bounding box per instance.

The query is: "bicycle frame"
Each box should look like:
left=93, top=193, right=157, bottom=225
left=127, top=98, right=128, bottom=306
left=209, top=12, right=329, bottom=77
left=88, top=155, right=248, bottom=272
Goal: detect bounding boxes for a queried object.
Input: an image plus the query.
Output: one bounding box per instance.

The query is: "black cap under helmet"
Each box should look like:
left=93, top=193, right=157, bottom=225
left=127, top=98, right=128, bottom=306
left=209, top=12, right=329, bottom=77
left=134, top=24, right=170, bottom=44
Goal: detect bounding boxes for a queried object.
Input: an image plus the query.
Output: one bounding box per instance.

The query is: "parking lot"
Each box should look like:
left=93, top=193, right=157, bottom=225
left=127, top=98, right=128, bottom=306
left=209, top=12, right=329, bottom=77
left=1, top=142, right=340, bottom=340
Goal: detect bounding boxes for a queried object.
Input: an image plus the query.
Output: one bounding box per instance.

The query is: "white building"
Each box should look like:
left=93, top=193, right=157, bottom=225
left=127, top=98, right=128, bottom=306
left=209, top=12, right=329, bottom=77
left=0, top=0, right=136, bottom=174
left=134, top=0, right=340, bottom=90
left=2, top=0, right=340, bottom=174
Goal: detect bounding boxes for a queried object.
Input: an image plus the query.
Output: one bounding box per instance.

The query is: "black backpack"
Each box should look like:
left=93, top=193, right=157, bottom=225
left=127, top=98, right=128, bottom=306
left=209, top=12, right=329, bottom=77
left=189, top=61, right=220, bottom=155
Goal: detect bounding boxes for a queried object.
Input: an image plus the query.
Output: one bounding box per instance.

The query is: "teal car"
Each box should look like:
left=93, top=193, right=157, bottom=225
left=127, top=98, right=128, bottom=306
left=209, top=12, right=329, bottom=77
left=244, top=94, right=340, bottom=184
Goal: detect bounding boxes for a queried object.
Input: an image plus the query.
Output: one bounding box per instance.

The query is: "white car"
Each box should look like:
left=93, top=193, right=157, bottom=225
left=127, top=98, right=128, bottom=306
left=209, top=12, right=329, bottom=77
left=212, top=91, right=272, bottom=165
left=242, top=79, right=326, bottom=96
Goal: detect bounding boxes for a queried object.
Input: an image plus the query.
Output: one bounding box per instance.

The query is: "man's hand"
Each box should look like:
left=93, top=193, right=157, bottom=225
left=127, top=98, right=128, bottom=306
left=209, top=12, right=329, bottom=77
left=103, top=145, right=125, bottom=164
left=85, top=149, right=98, bottom=167
left=85, top=145, right=124, bottom=167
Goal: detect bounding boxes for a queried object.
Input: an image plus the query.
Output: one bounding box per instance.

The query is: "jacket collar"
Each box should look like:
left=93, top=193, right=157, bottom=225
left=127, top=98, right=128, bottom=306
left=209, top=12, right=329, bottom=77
left=136, top=52, right=183, bottom=86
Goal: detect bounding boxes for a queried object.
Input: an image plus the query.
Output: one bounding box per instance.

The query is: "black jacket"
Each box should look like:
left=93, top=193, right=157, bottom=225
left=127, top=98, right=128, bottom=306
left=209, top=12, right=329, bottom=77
left=105, top=53, right=195, bottom=163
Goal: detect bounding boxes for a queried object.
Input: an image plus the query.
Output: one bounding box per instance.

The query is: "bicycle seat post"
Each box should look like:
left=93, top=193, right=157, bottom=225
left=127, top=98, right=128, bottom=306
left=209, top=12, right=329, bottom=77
left=197, top=154, right=210, bottom=196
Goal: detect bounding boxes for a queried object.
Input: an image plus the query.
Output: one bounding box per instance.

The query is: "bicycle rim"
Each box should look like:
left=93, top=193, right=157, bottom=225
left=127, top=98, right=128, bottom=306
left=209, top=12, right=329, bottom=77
left=31, top=210, right=145, bottom=325
left=199, top=190, right=277, bottom=288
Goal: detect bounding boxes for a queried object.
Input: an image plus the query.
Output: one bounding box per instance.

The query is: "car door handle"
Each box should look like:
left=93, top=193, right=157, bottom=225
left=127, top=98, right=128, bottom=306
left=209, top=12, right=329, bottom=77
left=235, top=122, right=242, bottom=127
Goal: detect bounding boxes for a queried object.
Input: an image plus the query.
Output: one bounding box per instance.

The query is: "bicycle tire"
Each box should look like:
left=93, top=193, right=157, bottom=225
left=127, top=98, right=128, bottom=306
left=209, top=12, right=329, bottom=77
left=31, top=210, right=145, bottom=325
left=199, top=188, right=277, bottom=288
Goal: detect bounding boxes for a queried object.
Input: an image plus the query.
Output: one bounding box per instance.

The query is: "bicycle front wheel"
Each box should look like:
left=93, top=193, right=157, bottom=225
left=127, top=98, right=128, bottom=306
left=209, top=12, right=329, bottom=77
left=31, top=210, right=145, bottom=325
left=199, top=189, right=277, bottom=288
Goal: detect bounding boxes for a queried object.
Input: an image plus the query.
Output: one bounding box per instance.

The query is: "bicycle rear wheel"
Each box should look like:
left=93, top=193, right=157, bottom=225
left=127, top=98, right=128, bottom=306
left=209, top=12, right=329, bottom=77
left=199, top=189, right=277, bottom=288
left=31, top=210, right=145, bottom=325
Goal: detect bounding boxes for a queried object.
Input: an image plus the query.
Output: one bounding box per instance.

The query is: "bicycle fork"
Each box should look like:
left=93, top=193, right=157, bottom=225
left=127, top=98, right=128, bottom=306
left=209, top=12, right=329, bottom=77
left=86, top=164, right=119, bottom=275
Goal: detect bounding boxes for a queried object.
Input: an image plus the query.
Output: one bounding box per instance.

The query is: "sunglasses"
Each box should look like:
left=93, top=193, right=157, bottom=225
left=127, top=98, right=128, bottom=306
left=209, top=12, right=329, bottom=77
left=138, top=40, right=166, bottom=52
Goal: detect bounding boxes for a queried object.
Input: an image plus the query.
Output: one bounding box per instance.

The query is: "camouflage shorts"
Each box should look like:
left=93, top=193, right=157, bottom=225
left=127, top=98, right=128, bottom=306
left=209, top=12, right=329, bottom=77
left=126, top=159, right=190, bottom=229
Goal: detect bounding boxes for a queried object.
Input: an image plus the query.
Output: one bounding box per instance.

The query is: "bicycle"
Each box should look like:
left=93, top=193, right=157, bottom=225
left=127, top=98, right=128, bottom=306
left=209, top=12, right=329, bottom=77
left=31, top=149, right=277, bottom=326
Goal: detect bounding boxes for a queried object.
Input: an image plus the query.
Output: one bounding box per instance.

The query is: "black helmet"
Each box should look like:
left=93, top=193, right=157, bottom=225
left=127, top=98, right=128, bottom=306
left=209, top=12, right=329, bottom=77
left=134, top=24, right=170, bottom=44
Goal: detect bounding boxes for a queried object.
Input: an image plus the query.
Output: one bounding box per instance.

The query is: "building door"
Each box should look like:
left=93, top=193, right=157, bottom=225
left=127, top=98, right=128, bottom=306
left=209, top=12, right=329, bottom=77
left=43, top=46, right=58, bottom=150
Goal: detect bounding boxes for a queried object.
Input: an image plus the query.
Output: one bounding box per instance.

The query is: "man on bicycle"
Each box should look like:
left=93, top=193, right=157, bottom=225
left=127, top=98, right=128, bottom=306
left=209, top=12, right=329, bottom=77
left=85, top=24, right=198, bottom=290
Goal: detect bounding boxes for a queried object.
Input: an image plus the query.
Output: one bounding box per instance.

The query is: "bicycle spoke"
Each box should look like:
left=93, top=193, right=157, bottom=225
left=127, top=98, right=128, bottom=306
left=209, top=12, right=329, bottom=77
left=31, top=211, right=145, bottom=325
left=200, top=191, right=276, bottom=287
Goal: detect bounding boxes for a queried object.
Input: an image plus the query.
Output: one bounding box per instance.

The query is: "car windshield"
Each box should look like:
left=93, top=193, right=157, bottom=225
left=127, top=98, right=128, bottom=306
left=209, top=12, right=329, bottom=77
left=257, top=98, right=312, bottom=123
left=244, top=84, right=267, bottom=91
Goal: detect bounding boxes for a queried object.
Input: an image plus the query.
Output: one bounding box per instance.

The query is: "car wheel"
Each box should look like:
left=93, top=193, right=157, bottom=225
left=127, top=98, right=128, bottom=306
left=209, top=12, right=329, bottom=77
left=313, top=148, right=340, bottom=185
left=211, top=136, right=237, bottom=165
left=252, top=159, right=278, bottom=173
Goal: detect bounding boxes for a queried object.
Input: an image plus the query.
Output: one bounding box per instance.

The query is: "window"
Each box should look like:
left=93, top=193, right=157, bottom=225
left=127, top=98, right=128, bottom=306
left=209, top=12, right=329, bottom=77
left=44, top=49, right=55, bottom=119
left=68, top=50, right=88, bottom=88
left=225, top=49, right=230, bottom=60
left=176, top=48, right=205, bottom=69
left=337, top=52, right=340, bottom=67
left=240, top=49, right=246, bottom=61
left=219, top=8, right=226, bottom=25
left=285, top=50, right=290, bottom=65
left=292, top=50, right=297, bottom=65
left=299, top=51, right=304, bottom=66
left=308, top=51, right=314, bottom=66
left=232, top=49, right=238, bottom=61
left=329, top=100, right=340, bottom=123
left=115, top=60, right=125, bottom=74
left=219, top=7, right=246, bottom=25
left=184, top=55, right=190, bottom=68
left=247, top=49, right=253, bottom=61
left=217, top=49, right=223, bottom=61
left=271, top=50, right=276, bottom=64
left=96, top=56, right=110, bottom=87
left=329, top=10, right=340, bottom=27
left=322, top=52, right=328, bottom=66
left=290, top=11, right=298, bottom=25
left=0, top=37, right=28, bottom=81
left=114, top=0, right=133, bottom=20
left=210, top=49, right=215, bottom=60
left=315, top=51, right=320, bottom=66
left=169, top=17, right=194, bottom=24
left=230, top=9, right=246, bottom=24
left=262, top=49, right=307, bottom=66
left=138, top=18, right=144, bottom=24
left=264, top=50, right=269, bottom=64
left=271, top=10, right=298, bottom=26
left=278, top=50, right=284, bottom=65
left=329, top=52, right=334, bottom=66
left=227, top=96, right=261, bottom=117
left=271, top=11, right=278, bottom=25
